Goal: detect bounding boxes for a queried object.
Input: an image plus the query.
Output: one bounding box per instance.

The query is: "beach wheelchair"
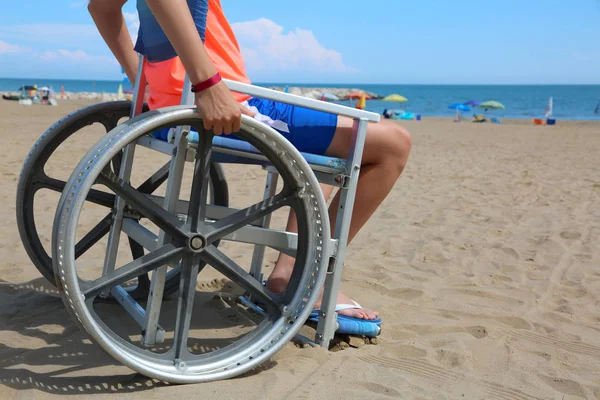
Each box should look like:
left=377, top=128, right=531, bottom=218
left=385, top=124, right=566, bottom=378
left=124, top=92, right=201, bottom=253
left=16, top=56, right=381, bottom=383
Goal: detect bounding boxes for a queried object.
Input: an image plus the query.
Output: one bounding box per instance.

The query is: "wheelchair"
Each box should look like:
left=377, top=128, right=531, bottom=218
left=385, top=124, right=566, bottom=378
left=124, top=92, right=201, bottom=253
left=15, top=56, right=380, bottom=383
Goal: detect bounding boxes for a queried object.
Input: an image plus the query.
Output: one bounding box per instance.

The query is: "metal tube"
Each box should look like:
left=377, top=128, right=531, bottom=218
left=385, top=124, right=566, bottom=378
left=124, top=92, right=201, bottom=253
left=315, top=118, right=369, bottom=348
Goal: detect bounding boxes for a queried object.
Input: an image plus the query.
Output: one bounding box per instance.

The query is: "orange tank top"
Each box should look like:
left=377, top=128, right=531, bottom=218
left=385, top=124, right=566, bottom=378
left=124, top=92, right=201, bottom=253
left=144, top=0, right=252, bottom=109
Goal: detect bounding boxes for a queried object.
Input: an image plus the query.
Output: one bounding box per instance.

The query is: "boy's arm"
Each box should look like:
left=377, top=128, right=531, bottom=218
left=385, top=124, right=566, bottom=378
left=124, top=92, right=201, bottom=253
left=88, top=0, right=139, bottom=85
left=144, top=0, right=248, bottom=135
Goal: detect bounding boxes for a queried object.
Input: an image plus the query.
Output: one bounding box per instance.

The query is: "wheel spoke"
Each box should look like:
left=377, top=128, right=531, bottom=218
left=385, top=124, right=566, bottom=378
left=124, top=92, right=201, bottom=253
left=35, top=175, right=115, bottom=208
left=97, top=169, right=188, bottom=241
left=203, top=191, right=295, bottom=245
left=201, top=245, right=281, bottom=314
left=34, top=175, right=65, bottom=192
left=99, top=111, right=122, bottom=134
left=187, top=131, right=213, bottom=231
left=82, top=243, right=185, bottom=299
left=128, top=236, right=150, bottom=292
left=136, top=161, right=170, bottom=194
left=172, top=254, right=200, bottom=361
left=74, top=213, right=112, bottom=259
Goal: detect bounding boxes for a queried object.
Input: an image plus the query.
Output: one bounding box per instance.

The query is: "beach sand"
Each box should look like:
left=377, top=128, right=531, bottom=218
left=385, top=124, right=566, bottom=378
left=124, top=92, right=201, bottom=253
left=1, top=99, right=599, bottom=399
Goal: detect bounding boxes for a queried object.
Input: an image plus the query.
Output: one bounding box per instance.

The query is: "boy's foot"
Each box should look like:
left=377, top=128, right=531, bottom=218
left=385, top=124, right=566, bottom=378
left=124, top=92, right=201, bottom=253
left=266, top=278, right=379, bottom=320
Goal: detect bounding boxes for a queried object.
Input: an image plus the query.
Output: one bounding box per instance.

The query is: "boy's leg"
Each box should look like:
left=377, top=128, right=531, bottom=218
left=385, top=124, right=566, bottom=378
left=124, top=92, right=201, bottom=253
left=267, top=183, right=335, bottom=291
left=265, top=115, right=412, bottom=320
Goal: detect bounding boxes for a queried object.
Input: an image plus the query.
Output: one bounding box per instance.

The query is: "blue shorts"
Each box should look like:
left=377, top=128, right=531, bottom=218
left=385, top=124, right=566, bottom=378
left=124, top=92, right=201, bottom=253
left=152, top=97, right=338, bottom=156
left=246, top=97, right=338, bottom=155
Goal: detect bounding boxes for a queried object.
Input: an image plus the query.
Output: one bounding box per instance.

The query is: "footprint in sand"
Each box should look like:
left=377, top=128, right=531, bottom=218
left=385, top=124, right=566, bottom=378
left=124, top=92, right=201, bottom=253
left=560, top=231, right=582, bottom=240
left=402, top=324, right=488, bottom=339
left=385, top=344, right=428, bottom=359
left=436, top=349, right=468, bottom=368
left=465, top=326, right=488, bottom=339
left=357, top=382, right=402, bottom=398
left=538, top=375, right=585, bottom=398
left=525, top=351, right=552, bottom=361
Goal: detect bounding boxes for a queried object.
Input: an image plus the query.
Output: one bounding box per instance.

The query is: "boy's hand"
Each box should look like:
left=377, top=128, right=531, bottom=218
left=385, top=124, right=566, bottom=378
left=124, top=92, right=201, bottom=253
left=195, top=81, right=243, bottom=135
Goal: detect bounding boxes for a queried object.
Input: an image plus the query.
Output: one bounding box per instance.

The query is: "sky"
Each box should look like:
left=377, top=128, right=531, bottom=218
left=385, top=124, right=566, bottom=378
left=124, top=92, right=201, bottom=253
left=0, top=0, right=599, bottom=84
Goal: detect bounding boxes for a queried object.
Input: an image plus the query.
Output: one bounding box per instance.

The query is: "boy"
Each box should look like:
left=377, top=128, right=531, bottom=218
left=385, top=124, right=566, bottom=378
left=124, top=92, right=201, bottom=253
left=88, top=0, right=412, bottom=321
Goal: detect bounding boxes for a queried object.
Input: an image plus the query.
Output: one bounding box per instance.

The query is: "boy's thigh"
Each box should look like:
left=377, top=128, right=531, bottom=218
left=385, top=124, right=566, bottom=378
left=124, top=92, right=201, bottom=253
left=324, top=117, right=401, bottom=165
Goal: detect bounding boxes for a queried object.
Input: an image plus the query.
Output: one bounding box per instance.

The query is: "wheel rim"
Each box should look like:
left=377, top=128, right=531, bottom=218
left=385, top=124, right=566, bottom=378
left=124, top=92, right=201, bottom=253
left=53, top=107, right=330, bottom=383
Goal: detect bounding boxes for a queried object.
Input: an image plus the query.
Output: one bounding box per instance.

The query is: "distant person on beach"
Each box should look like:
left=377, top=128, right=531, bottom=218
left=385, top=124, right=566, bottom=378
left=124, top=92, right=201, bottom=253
left=88, top=0, right=412, bottom=321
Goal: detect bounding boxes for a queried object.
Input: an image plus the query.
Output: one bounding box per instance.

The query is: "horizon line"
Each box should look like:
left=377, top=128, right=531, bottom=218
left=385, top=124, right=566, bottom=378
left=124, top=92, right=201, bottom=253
left=1, top=77, right=600, bottom=86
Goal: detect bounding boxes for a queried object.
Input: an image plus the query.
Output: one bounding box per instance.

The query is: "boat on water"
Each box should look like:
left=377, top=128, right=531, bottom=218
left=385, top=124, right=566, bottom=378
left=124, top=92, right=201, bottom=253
left=542, top=96, right=556, bottom=125
left=545, top=96, right=553, bottom=118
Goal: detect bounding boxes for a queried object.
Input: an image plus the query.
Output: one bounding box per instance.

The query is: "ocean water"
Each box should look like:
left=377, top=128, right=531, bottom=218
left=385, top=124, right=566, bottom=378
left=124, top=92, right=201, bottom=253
left=1, top=78, right=599, bottom=120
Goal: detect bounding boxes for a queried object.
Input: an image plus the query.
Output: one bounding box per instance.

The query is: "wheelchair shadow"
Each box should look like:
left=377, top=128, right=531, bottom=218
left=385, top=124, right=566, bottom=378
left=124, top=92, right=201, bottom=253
left=0, top=277, right=277, bottom=395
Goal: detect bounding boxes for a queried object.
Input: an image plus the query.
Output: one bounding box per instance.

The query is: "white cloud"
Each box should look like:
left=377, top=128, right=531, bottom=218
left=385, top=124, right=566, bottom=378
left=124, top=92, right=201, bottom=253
left=123, top=11, right=140, bottom=44
left=0, top=39, right=28, bottom=54
left=39, top=49, right=117, bottom=65
left=123, top=11, right=139, bottom=26
left=0, top=24, right=98, bottom=44
left=231, top=18, right=356, bottom=73
left=0, top=18, right=141, bottom=48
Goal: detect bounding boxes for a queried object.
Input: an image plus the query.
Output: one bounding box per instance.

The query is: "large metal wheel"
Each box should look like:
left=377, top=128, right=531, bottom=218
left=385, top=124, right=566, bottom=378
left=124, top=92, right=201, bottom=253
left=52, top=106, right=330, bottom=383
left=16, top=101, right=229, bottom=300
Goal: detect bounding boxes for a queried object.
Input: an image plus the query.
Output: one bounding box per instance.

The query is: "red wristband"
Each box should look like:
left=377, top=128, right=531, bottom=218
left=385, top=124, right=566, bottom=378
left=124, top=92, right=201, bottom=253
left=191, top=72, right=222, bottom=93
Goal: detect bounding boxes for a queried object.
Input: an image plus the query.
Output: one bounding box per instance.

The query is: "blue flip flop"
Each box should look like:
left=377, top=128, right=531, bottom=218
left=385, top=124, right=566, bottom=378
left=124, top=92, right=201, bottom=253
left=238, top=279, right=382, bottom=338
left=240, top=295, right=382, bottom=338
left=307, top=302, right=382, bottom=338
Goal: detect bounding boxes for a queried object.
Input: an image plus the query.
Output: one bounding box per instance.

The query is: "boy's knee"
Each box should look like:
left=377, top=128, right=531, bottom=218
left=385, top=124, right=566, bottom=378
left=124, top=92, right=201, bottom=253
left=394, top=124, right=412, bottom=157
left=382, top=122, right=411, bottom=172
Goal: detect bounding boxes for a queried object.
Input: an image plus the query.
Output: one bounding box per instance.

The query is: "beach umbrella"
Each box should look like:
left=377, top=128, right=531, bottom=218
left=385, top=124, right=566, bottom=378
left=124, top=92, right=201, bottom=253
left=449, top=103, right=471, bottom=112
left=464, top=100, right=481, bottom=107
left=383, top=94, right=408, bottom=103
left=448, top=103, right=471, bottom=121
left=479, top=100, right=505, bottom=111
left=347, top=91, right=371, bottom=100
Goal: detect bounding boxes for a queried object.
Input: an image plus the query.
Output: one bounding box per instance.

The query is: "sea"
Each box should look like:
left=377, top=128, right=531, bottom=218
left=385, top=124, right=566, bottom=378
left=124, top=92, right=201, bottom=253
left=1, top=78, right=599, bottom=121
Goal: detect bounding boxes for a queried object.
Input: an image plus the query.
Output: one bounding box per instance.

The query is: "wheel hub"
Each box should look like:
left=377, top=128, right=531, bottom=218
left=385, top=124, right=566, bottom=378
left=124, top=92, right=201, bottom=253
left=188, top=235, right=206, bottom=252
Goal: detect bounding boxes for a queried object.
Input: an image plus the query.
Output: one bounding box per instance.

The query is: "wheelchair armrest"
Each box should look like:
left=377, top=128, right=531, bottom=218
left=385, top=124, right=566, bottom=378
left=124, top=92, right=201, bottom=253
left=224, top=79, right=381, bottom=123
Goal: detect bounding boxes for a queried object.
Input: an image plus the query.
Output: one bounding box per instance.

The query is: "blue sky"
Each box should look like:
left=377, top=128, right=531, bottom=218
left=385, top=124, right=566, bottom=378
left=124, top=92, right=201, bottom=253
left=0, top=0, right=599, bottom=84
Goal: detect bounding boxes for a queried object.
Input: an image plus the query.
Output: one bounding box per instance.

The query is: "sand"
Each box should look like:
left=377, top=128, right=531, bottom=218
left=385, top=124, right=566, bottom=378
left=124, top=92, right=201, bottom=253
left=1, top=99, right=599, bottom=400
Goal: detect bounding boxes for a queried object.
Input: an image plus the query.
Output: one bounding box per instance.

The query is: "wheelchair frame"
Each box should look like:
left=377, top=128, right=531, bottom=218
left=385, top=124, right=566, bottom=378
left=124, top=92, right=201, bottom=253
left=18, top=54, right=380, bottom=382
